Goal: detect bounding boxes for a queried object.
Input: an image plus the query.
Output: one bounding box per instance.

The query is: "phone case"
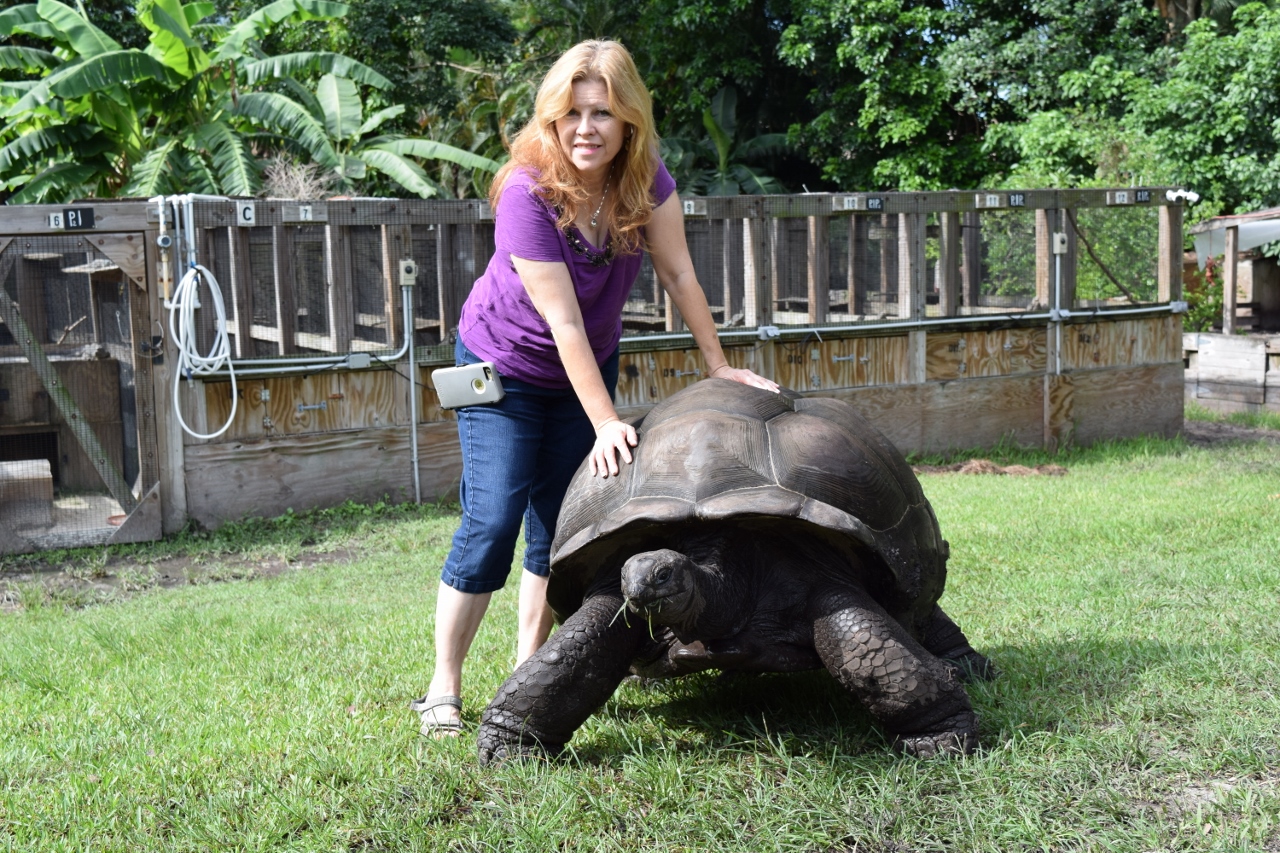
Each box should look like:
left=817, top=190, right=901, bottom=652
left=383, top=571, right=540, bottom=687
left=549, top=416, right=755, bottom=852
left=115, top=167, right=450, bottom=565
left=432, top=362, right=505, bottom=409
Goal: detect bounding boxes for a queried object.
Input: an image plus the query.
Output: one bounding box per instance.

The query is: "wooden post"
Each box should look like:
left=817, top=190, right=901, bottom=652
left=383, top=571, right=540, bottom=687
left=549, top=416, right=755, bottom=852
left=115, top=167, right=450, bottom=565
left=961, top=211, right=980, bottom=312
left=807, top=215, right=830, bottom=324
left=134, top=232, right=162, bottom=494
left=908, top=329, right=927, bottom=384
left=722, top=218, right=734, bottom=326
left=229, top=226, right=254, bottom=357
left=272, top=226, right=297, bottom=355
left=1034, top=208, right=1051, bottom=309
left=898, top=212, right=926, bottom=321
left=1158, top=204, right=1184, bottom=302
left=770, top=218, right=783, bottom=320
left=939, top=211, right=960, bottom=317
left=1223, top=225, right=1238, bottom=334
left=381, top=224, right=413, bottom=347
left=743, top=204, right=771, bottom=328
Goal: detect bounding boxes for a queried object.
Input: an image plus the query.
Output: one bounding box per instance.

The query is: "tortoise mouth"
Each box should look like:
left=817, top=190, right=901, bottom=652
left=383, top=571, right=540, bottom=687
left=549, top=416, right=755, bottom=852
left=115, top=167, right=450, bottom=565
left=625, top=591, right=676, bottom=617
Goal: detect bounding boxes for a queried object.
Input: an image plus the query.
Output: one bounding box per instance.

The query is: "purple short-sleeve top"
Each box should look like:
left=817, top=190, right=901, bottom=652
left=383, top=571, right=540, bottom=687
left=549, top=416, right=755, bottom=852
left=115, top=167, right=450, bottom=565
left=457, top=161, right=678, bottom=388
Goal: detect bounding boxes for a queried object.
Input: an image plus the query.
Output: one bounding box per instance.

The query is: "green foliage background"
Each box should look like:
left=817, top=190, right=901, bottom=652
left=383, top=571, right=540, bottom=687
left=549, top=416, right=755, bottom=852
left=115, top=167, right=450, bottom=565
left=4, top=0, right=1280, bottom=218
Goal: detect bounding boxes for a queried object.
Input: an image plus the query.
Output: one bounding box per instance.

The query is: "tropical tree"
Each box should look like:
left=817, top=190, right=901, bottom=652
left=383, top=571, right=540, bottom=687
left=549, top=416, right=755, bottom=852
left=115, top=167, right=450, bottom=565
left=0, top=0, right=491, bottom=201
left=235, top=70, right=502, bottom=198
left=660, top=86, right=789, bottom=194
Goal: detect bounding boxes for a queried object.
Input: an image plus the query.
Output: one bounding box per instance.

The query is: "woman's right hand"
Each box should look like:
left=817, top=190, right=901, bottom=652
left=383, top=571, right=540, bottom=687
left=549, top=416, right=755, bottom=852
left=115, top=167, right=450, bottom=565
left=590, top=418, right=638, bottom=478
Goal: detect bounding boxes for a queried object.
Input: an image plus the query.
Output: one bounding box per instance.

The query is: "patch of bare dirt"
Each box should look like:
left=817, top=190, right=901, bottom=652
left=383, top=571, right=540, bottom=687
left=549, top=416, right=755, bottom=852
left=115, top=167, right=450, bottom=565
left=913, top=459, right=1069, bottom=476
left=0, top=545, right=360, bottom=614
left=1180, top=419, right=1280, bottom=447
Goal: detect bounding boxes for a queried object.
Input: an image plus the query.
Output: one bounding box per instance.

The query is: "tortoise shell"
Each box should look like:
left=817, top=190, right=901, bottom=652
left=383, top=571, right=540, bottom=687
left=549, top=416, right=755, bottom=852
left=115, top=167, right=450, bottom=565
left=547, top=379, right=947, bottom=622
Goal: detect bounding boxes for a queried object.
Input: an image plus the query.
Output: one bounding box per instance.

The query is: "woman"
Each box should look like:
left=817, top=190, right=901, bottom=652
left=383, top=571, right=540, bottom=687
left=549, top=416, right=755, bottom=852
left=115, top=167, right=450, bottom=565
left=412, top=39, right=777, bottom=736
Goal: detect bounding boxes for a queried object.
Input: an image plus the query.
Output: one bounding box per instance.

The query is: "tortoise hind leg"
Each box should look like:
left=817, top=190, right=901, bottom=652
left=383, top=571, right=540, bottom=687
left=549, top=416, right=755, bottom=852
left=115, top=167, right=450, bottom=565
left=922, top=604, right=996, bottom=682
left=811, top=589, right=978, bottom=757
left=478, top=592, right=646, bottom=764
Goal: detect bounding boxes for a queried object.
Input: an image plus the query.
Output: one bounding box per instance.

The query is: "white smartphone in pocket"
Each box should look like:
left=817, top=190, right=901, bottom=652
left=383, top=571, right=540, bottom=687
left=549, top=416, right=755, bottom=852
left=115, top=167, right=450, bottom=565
left=432, top=362, right=505, bottom=409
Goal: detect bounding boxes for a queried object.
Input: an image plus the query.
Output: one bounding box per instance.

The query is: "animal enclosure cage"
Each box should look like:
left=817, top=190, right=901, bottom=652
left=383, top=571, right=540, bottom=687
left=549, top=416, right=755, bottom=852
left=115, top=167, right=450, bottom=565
left=0, top=188, right=1186, bottom=553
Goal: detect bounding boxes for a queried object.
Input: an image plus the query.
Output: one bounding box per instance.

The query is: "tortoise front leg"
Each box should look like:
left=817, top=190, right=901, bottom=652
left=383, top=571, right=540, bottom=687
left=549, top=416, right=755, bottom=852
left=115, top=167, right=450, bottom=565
left=811, top=589, right=978, bottom=757
left=921, top=604, right=996, bottom=682
left=478, top=592, right=647, bottom=764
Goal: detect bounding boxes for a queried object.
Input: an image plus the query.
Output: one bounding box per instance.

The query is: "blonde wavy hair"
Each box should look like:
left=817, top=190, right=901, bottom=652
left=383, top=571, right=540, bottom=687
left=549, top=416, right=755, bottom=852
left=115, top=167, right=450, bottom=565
left=490, top=40, right=660, bottom=256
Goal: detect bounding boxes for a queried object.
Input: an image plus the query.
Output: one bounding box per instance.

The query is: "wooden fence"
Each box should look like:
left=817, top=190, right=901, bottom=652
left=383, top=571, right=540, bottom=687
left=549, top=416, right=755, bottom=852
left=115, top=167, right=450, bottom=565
left=0, top=188, right=1188, bottom=550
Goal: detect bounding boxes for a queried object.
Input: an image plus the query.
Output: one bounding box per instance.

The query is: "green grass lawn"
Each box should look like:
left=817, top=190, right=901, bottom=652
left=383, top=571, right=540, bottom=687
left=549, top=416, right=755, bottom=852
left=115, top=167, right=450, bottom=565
left=2, top=433, right=1279, bottom=852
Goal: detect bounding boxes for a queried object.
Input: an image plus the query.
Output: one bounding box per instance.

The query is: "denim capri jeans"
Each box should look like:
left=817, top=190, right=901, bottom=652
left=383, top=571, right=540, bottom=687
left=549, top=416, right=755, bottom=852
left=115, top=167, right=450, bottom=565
left=439, top=337, right=620, bottom=594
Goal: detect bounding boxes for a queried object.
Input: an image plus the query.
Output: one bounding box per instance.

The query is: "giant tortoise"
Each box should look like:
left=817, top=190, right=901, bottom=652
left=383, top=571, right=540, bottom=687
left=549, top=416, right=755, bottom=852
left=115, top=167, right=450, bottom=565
left=478, top=379, right=992, bottom=762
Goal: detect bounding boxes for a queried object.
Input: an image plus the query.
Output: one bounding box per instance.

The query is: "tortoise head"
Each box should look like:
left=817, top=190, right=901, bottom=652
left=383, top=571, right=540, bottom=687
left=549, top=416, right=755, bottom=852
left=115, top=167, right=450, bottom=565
left=620, top=549, right=707, bottom=630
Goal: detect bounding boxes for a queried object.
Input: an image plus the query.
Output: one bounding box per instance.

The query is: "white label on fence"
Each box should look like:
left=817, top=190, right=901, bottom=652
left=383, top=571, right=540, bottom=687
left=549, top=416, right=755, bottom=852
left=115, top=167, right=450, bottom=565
left=282, top=203, right=327, bottom=223
left=1107, top=190, right=1131, bottom=206
left=975, top=193, right=1005, bottom=209
left=682, top=198, right=707, bottom=216
left=47, top=212, right=64, bottom=229
left=236, top=201, right=257, bottom=226
left=832, top=195, right=861, bottom=211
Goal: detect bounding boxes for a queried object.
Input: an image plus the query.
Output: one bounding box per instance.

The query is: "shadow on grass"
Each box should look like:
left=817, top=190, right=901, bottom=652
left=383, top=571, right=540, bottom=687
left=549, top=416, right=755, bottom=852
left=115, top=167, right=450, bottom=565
left=564, top=636, right=1191, bottom=762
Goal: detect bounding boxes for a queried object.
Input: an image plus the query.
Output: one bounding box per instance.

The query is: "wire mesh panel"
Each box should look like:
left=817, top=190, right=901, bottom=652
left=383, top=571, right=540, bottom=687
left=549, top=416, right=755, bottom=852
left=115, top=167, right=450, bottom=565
left=0, top=235, right=157, bottom=548
left=623, top=254, right=662, bottom=332
left=411, top=224, right=442, bottom=345
left=291, top=225, right=330, bottom=348
left=1072, top=206, right=1160, bottom=306
left=971, top=208, right=1038, bottom=311
left=349, top=225, right=389, bottom=347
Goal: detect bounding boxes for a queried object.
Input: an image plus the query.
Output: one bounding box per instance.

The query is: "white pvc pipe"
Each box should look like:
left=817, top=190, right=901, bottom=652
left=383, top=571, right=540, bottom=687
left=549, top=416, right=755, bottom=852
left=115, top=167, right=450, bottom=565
left=405, top=284, right=421, bottom=504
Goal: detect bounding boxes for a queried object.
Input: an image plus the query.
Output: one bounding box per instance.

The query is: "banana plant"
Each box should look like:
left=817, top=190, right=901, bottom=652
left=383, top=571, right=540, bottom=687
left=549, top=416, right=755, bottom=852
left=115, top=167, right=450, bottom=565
left=235, top=71, right=502, bottom=198
left=660, top=86, right=790, bottom=196
left=0, top=0, right=492, bottom=202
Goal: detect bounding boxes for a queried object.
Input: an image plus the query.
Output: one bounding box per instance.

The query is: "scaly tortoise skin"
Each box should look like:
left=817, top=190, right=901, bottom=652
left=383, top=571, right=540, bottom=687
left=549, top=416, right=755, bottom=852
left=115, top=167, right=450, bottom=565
left=478, top=379, right=992, bottom=763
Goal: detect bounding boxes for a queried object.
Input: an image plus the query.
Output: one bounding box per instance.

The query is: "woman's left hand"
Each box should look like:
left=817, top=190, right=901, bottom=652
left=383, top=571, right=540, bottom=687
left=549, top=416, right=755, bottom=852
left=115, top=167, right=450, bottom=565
left=709, top=364, right=780, bottom=392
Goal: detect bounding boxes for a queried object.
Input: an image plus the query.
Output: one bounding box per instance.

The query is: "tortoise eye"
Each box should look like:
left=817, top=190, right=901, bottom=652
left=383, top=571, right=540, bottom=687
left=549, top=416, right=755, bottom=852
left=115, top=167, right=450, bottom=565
left=656, top=568, right=672, bottom=584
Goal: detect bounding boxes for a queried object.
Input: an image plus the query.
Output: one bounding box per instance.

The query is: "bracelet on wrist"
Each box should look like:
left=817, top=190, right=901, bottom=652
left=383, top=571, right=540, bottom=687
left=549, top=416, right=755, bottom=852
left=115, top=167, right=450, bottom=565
left=593, top=416, right=620, bottom=431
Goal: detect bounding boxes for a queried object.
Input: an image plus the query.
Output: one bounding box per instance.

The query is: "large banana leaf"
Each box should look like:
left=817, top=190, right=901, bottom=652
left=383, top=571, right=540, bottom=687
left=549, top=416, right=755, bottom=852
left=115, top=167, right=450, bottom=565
left=374, top=138, right=501, bottom=173
left=234, top=92, right=340, bottom=170
left=337, top=152, right=366, bottom=181
left=242, top=52, right=389, bottom=89
left=2, top=77, right=53, bottom=119
left=316, top=74, right=361, bottom=142
left=36, top=0, right=121, bottom=57
left=185, top=3, right=216, bottom=26
left=8, top=161, right=98, bottom=204
left=144, top=0, right=208, bottom=78
left=174, top=148, right=220, bottom=195
left=0, top=5, right=40, bottom=37
left=213, top=0, right=349, bottom=62
left=731, top=164, right=784, bottom=195
left=196, top=121, right=259, bottom=196
left=358, top=104, right=405, bottom=137
left=359, top=148, right=439, bottom=198
left=0, top=124, right=96, bottom=172
left=126, top=138, right=181, bottom=196
left=46, top=51, right=170, bottom=99
left=0, top=45, right=60, bottom=72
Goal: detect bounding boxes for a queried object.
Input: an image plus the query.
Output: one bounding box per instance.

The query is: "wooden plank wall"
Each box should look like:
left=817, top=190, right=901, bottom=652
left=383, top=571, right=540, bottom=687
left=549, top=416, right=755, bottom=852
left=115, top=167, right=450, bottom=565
left=180, top=313, right=1184, bottom=527
left=1183, top=332, right=1280, bottom=413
